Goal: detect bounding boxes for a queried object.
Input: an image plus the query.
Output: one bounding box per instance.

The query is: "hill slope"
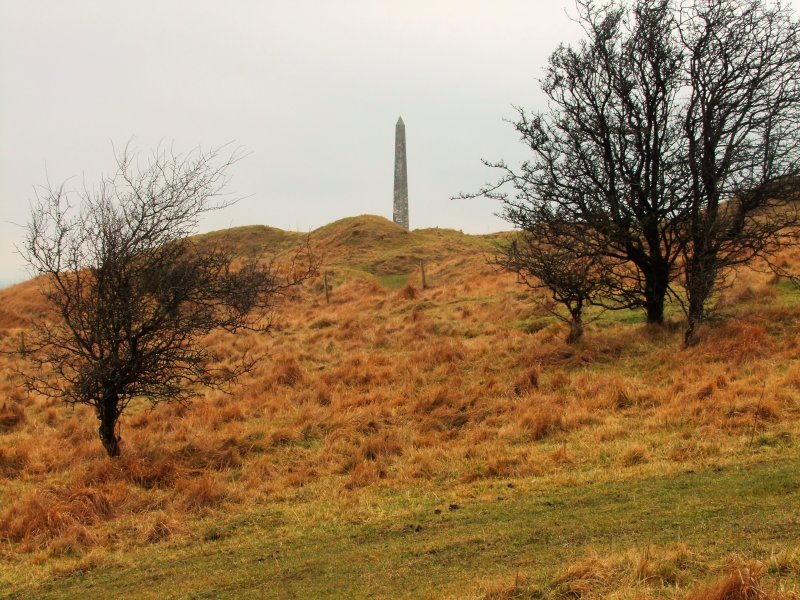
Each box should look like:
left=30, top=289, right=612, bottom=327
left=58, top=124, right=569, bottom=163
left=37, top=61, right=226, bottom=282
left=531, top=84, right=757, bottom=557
left=195, top=214, right=498, bottom=287
left=0, top=216, right=799, bottom=599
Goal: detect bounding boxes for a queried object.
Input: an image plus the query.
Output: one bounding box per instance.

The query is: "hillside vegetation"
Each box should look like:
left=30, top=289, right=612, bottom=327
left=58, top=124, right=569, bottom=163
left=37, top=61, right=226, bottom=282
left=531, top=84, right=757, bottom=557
left=0, top=215, right=799, bottom=599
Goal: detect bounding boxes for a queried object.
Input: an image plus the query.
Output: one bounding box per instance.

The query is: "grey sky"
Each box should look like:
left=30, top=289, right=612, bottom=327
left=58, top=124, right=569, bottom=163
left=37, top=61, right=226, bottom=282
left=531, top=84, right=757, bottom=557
left=6, top=1, right=790, bottom=288
left=0, top=1, right=590, bottom=286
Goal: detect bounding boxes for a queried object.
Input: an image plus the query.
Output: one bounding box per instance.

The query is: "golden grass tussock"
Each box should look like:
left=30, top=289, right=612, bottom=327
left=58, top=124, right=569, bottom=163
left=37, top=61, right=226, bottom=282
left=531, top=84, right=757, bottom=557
left=81, top=453, right=179, bottom=490
left=477, top=573, right=538, bottom=600
left=691, top=321, right=774, bottom=365
left=550, top=552, right=623, bottom=598
left=0, top=485, right=119, bottom=550
left=684, top=563, right=784, bottom=600
left=0, top=445, right=29, bottom=478
left=541, top=548, right=797, bottom=600
left=620, top=442, right=651, bottom=466
left=517, top=404, right=564, bottom=441
left=140, top=512, right=183, bottom=544
left=175, top=473, right=229, bottom=511
left=512, top=365, right=540, bottom=396
left=0, top=401, right=26, bottom=432
left=270, top=355, right=306, bottom=388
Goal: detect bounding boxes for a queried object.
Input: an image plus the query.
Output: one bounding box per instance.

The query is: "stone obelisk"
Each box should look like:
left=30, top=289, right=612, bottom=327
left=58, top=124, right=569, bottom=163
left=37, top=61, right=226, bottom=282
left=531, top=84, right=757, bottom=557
left=393, top=117, right=409, bottom=230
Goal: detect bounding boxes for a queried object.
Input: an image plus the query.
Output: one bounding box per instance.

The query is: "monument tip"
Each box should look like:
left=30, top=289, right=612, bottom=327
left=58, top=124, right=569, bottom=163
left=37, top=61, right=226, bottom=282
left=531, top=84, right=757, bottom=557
left=397, top=116, right=404, bottom=125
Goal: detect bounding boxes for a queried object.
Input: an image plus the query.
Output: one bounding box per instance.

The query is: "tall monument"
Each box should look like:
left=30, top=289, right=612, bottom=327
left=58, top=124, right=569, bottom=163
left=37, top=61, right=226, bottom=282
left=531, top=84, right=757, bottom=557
left=393, top=116, right=409, bottom=230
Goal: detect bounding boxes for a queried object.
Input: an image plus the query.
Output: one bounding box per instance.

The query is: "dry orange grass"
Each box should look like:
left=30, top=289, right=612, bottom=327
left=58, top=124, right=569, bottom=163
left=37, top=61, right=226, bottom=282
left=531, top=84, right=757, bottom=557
left=0, top=217, right=798, bottom=596
left=476, top=548, right=799, bottom=600
left=686, top=563, right=797, bottom=600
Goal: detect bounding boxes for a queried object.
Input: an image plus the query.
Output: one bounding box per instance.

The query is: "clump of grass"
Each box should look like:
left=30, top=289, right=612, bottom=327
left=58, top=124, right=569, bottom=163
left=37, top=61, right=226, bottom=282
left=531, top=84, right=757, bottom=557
left=0, top=401, right=26, bottom=432
left=698, top=321, right=773, bottom=365
left=202, top=524, right=224, bottom=542
left=141, top=512, right=181, bottom=544
left=512, top=366, right=540, bottom=396
left=544, top=547, right=789, bottom=599
left=360, top=431, right=405, bottom=461
left=175, top=474, right=228, bottom=511
left=478, top=573, right=539, bottom=599
left=518, top=406, right=563, bottom=441
left=399, top=283, right=419, bottom=300
left=768, top=549, right=800, bottom=577
left=0, top=485, right=118, bottom=551
left=345, top=460, right=386, bottom=490
left=82, top=454, right=179, bottom=489
left=271, top=356, right=305, bottom=387
left=550, top=552, right=620, bottom=597
left=0, top=445, right=29, bottom=478
left=685, top=563, right=771, bottom=600
left=621, top=443, right=650, bottom=466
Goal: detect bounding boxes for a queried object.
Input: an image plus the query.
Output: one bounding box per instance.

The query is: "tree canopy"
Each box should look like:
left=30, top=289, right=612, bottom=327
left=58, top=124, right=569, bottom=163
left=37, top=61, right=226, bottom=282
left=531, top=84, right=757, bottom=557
left=20, top=144, right=315, bottom=456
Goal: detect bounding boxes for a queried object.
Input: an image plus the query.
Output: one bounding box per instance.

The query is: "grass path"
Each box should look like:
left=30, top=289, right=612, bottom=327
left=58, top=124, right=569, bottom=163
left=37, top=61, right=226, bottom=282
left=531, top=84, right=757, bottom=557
left=7, top=456, right=799, bottom=599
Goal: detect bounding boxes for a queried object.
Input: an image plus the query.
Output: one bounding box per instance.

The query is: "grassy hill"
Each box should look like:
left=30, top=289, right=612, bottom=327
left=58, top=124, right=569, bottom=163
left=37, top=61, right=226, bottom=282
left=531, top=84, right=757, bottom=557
left=0, top=216, right=799, bottom=599
left=195, top=215, right=498, bottom=288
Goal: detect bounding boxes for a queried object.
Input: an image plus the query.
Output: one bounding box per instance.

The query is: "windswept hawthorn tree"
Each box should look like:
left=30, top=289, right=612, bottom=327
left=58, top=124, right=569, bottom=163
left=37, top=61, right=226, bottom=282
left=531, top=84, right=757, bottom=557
left=495, top=223, right=613, bottom=344
left=469, top=0, right=800, bottom=342
left=469, top=0, right=687, bottom=326
left=678, top=0, right=800, bottom=343
left=20, top=144, right=315, bottom=457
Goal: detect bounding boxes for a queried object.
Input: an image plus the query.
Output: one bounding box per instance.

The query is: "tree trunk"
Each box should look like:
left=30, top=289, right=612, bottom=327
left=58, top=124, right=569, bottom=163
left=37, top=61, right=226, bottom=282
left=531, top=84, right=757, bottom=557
left=645, top=294, right=665, bottom=325
left=567, top=313, right=584, bottom=344
left=97, top=395, right=121, bottom=457
left=683, top=250, right=717, bottom=346
left=643, top=261, right=670, bottom=325
left=684, top=281, right=707, bottom=346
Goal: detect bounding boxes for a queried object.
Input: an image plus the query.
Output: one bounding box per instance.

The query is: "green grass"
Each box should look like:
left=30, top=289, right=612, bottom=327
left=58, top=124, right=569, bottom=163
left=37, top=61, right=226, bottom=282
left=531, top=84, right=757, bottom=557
left=377, top=273, right=411, bottom=290
left=7, top=457, right=798, bottom=599
left=771, top=278, right=800, bottom=306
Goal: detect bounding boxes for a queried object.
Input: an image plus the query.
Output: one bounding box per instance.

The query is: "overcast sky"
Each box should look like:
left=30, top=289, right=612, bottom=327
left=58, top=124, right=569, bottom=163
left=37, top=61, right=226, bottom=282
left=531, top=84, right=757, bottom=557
left=0, top=1, right=593, bottom=286
left=11, top=1, right=796, bottom=288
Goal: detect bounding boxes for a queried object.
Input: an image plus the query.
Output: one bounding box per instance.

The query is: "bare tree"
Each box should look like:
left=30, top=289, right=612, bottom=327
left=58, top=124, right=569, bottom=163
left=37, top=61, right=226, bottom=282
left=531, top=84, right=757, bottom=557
left=496, top=225, right=611, bottom=343
left=467, top=0, right=686, bottom=325
left=679, top=0, right=800, bottom=344
left=467, top=0, right=800, bottom=342
left=19, top=144, right=315, bottom=457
